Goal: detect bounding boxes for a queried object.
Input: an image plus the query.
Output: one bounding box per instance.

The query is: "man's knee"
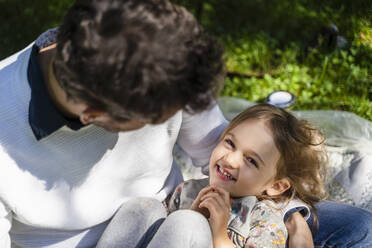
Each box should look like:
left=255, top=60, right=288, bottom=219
left=122, top=197, right=164, bottom=211
left=152, top=210, right=212, bottom=248
left=166, top=209, right=210, bottom=230
left=114, top=197, right=166, bottom=224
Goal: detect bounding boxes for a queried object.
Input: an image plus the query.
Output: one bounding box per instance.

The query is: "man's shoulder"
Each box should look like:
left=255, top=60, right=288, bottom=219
left=0, top=43, right=34, bottom=84
left=0, top=43, right=33, bottom=67
left=0, top=27, right=57, bottom=75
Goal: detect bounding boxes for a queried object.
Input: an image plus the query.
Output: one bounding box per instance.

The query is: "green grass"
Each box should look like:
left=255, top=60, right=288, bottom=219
left=1, top=0, right=371, bottom=120
left=221, top=31, right=372, bottom=120
left=177, top=0, right=372, bottom=121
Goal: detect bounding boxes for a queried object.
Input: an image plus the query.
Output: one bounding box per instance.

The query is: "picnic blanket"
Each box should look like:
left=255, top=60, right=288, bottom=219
left=174, top=97, right=372, bottom=212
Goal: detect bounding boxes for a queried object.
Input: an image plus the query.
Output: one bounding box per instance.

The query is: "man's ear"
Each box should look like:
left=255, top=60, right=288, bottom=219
left=80, top=107, right=105, bottom=124
left=265, top=178, right=291, bottom=197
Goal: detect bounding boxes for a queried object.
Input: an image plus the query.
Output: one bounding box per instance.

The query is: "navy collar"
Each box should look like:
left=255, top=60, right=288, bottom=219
left=27, top=45, right=84, bottom=140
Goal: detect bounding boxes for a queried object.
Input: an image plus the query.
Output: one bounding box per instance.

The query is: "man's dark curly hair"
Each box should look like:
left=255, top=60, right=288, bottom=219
left=53, top=0, right=225, bottom=123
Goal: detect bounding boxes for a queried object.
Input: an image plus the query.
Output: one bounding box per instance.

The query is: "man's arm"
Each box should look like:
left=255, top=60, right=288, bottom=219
left=285, top=212, right=314, bottom=248
left=177, top=103, right=228, bottom=174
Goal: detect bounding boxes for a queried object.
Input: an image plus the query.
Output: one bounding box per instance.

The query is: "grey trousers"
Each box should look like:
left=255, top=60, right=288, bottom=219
left=96, top=198, right=212, bottom=248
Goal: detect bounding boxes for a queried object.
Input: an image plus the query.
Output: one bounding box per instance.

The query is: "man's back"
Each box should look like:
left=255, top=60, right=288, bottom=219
left=0, top=0, right=227, bottom=246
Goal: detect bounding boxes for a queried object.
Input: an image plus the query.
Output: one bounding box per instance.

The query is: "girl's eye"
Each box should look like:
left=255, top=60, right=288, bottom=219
left=245, top=156, right=258, bottom=168
left=224, top=138, right=235, bottom=148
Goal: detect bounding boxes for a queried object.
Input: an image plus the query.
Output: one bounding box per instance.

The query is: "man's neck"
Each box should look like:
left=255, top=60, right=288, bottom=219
left=37, top=45, right=84, bottom=119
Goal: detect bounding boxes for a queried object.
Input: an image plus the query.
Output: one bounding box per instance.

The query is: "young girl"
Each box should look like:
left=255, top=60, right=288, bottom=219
left=97, top=104, right=327, bottom=248
left=166, top=103, right=327, bottom=248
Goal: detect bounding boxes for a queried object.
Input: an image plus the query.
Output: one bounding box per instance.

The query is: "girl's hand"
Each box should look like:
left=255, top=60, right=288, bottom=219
left=199, top=186, right=234, bottom=248
left=190, top=186, right=215, bottom=218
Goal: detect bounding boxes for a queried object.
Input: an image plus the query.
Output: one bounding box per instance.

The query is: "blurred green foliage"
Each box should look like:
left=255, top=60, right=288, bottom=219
left=172, top=0, right=372, bottom=121
left=222, top=32, right=372, bottom=119
left=0, top=0, right=73, bottom=59
left=0, top=0, right=371, bottom=120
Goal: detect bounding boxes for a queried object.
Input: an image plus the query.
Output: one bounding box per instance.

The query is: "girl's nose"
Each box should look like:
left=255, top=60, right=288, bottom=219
left=224, top=151, right=242, bottom=169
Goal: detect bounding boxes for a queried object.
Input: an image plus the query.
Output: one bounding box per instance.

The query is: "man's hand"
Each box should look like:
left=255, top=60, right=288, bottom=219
left=285, top=212, right=314, bottom=248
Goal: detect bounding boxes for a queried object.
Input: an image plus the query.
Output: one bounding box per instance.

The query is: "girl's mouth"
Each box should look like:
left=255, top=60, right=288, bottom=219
left=216, top=165, right=236, bottom=182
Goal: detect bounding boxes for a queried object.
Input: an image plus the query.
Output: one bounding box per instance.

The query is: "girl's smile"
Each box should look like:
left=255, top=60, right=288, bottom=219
left=216, top=164, right=236, bottom=182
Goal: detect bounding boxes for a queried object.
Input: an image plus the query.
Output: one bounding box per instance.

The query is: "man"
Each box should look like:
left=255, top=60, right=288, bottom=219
left=0, top=0, right=226, bottom=247
left=0, top=0, right=371, bottom=247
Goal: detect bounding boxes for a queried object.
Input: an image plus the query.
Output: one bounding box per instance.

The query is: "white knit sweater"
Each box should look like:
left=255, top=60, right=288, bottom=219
left=0, top=44, right=227, bottom=247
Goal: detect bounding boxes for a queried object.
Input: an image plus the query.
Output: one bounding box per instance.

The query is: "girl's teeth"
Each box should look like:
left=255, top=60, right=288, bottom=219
left=218, top=166, right=232, bottom=180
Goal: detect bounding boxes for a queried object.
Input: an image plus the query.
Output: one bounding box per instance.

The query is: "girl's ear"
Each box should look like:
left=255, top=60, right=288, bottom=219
left=265, top=178, right=291, bottom=197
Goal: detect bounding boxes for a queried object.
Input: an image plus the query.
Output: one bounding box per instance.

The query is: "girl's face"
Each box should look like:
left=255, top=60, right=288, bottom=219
left=209, top=119, right=281, bottom=198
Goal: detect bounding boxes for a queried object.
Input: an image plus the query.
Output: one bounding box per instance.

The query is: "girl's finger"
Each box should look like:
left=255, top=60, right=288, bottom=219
left=201, top=192, right=230, bottom=211
left=200, top=193, right=230, bottom=212
left=209, top=186, right=231, bottom=208
left=200, top=191, right=219, bottom=201
left=196, top=186, right=215, bottom=199
left=199, top=197, right=219, bottom=215
left=193, top=186, right=214, bottom=205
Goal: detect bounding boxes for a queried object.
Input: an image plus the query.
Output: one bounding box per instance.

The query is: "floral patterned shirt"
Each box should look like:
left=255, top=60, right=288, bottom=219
left=167, top=178, right=288, bottom=248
